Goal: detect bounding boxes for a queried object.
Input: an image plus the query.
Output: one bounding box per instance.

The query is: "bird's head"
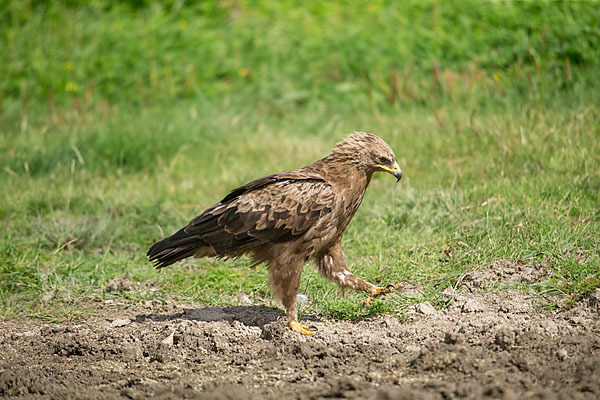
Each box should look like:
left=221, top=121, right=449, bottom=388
left=333, top=132, right=402, bottom=182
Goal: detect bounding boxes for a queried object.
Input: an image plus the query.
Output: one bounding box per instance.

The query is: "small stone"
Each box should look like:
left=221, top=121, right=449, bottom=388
left=367, top=371, right=382, bottom=383
left=238, top=294, right=254, bottom=305
left=556, top=348, right=568, bottom=361
left=161, top=331, right=174, bottom=346
left=569, top=316, right=585, bottom=325
left=441, top=286, right=458, bottom=299
left=296, top=294, right=309, bottom=303
left=110, top=318, right=131, bottom=328
left=415, top=301, right=436, bottom=315
left=405, top=344, right=422, bottom=352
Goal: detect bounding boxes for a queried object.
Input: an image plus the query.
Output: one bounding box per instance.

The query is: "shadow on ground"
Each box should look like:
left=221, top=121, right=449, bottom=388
left=134, top=305, right=284, bottom=328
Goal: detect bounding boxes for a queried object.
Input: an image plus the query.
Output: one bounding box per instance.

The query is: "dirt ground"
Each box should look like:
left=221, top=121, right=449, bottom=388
left=1, top=260, right=600, bottom=399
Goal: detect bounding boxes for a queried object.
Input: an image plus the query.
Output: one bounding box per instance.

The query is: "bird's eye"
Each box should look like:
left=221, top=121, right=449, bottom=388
left=377, top=156, right=390, bottom=165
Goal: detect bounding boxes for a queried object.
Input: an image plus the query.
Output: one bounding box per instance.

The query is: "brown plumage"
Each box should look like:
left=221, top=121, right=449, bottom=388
left=147, top=132, right=404, bottom=335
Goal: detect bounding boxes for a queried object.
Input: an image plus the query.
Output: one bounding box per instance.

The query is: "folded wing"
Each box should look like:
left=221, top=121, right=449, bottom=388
left=147, top=171, right=334, bottom=268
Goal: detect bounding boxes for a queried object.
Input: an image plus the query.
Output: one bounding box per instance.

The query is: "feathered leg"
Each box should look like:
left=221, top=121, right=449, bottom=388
left=269, top=259, right=315, bottom=335
left=317, top=242, right=412, bottom=309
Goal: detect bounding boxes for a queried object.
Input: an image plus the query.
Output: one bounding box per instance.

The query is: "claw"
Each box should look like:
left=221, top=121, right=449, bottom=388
left=289, top=321, right=316, bottom=335
left=361, top=280, right=414, bottom=311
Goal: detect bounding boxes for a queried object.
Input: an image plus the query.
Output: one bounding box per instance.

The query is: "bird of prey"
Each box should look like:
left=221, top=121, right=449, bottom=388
left=147, top=132, right=404, bottom=335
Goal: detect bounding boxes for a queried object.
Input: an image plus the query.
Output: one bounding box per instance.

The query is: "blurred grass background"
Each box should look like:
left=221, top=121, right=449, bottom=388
left=1, top=0, right=599, bottom=320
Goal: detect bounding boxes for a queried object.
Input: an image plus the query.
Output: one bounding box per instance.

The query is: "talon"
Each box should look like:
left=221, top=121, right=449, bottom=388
left=289, top=321, right=316, bottom=335
left=370, top=286, right=389, bottom=296
left=361, top=280, right=415, bottom=311
left=361, top=297, right=374, bottom=311
left=387, top=280, right=415, bottom=292
left=361, top=286, right=387, bottom=311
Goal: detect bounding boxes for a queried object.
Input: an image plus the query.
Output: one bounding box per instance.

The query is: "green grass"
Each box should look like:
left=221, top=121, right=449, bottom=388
left=1, top=0, right=599, bottom=321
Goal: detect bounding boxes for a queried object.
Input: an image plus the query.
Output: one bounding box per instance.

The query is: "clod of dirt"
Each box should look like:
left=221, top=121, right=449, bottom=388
left=556, top=348, right=568, bottom=361
left=410, top=343, right=477, bottom=374
left=109, top=318, right=131, bottom=328
left=461, top=298, right=485, bottom=313
left=415, top=301, right=436, bottom=315
left=498, top=296, right=532, bottom=314
left=336, top=376, right=359, bottom=391
left=121, top=343, right=143, bottom=363
left=588, top=288, right=600, bottom=312
left=441, top=286, right=458, bottom=299
left=494, top=326, right=516, bottom=350
left=444, top=331, right=465, bottom=345
left=480, top=384, right=518, bottom=400
left=260, top=320, right=289, bottom=340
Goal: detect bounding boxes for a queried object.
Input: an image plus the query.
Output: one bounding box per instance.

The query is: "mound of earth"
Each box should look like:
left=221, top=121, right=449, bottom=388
left=1, top=260, right=599, bottom=399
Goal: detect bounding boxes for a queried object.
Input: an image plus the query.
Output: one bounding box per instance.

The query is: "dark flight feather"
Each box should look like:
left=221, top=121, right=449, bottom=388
left=147, top=172, right=334, bottom=268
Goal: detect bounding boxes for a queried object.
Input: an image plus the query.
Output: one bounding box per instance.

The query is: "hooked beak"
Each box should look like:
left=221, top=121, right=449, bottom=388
left=378, top=161, right=402, bottom=182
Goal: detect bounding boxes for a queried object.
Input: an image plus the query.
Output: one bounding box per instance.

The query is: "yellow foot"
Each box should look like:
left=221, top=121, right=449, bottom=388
left=289, top=321, right=316, bottom=335
left=361, top=280, right=414, bottom=310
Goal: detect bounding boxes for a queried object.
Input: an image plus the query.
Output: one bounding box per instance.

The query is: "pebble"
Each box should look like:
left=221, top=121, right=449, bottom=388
left=441, top=286, right=458, bottom=299
left=556, top=348, right=568, bottom=361
left=161, top=331, right=175, bottom=346
left=109, top=318, right=131, bottom=328
left=238, top=294, right=254, bottom=305
left=296, top=294, right=309, bottom=303
left=405, top=344, right=422, bottom=352
left=415, top=301, right=436, bottom=315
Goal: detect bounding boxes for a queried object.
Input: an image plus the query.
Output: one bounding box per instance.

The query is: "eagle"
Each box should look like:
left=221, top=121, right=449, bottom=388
left=147, top=132, right=404, bottom=335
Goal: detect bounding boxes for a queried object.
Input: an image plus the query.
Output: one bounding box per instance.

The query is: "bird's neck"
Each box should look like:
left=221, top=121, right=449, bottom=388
left=310, top=155, right=372, bottom=197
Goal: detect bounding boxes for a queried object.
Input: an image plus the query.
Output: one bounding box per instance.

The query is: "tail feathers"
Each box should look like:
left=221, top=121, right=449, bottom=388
left=147, top=227, right=208, bottom=269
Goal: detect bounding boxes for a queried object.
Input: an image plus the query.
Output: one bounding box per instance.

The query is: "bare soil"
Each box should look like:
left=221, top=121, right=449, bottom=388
left=1, top=260, right=600, bottom=399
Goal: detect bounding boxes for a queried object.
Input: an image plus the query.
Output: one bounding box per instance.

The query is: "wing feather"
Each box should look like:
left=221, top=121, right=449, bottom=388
left=183, top=171, right=334, bottom=255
